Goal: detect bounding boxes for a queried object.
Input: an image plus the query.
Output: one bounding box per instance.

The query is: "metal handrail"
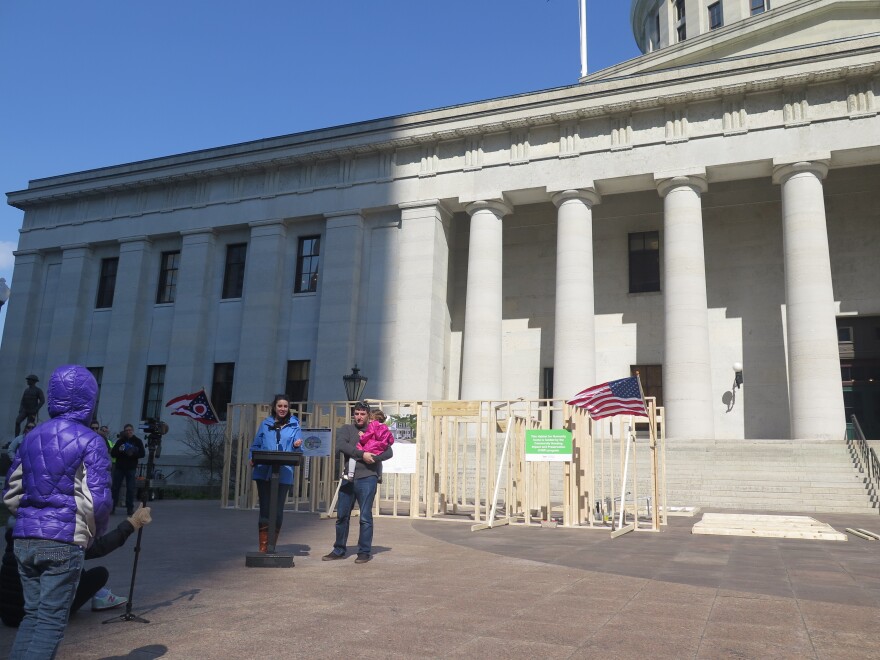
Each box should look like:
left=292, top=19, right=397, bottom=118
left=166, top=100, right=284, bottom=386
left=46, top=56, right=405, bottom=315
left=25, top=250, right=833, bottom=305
left=849, top=415, right=880, bottom=503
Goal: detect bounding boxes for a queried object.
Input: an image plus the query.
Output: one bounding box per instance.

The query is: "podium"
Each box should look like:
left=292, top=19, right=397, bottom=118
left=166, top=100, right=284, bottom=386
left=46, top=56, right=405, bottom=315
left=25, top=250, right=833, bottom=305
left=246, top=450, right=303, bottom=568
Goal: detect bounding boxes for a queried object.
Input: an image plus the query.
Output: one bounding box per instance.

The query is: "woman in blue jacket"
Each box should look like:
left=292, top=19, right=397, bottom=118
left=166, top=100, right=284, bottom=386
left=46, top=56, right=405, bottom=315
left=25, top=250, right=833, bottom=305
left=249, top=394, right=302, bottom=552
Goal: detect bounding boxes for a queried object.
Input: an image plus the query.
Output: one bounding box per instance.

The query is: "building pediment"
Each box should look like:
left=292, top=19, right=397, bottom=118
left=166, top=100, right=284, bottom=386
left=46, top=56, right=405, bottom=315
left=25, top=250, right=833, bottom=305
left=589, top=0, right=880, bottom=82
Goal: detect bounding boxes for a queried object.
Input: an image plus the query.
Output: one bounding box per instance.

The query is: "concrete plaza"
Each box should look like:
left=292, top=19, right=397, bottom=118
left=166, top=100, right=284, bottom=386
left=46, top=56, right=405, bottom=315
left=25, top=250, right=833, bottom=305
left=2, top=500, right=878, bottom=659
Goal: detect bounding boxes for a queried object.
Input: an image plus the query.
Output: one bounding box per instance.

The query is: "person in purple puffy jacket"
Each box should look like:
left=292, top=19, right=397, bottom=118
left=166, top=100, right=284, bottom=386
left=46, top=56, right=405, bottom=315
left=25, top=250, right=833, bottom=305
left=2, top=364, right=112, bottom=660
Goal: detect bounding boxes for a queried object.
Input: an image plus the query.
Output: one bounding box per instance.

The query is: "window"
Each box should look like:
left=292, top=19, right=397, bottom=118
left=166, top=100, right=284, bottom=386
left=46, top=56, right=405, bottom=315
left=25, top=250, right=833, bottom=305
left=88, top=367, right=103, bottom=422
left=708, top=2, right=723, bottom=29
left=631, top=365, right=663, bottom=407
left=645, top=11, right=661, bottom=52
left=751, top=0, right=769, bottom=15
left=674, top=0, right=686, bottom=41
left=211, top=363, right=235, bottom=421
left=838, top=327, right=853, bottom=343
left=294, top=236, right=321, bottom=294
left=629, top=231, right=661, bottom=293
left=674, top=0, right=686, bottom=21
left=156, top=250, right=180, bottom=304
left=222, top=243, right=247, bottom=299
left=141, top=365, right=166, bottom=421
left=286, top=360, right=311, bottom=402
left=95, top=258, right=119, bottom=308
left=542, top=367, right=554, bottom=399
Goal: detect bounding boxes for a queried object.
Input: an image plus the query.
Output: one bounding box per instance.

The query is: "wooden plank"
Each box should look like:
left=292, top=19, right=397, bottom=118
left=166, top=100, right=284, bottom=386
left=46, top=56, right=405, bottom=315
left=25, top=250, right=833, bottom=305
left=846, top=528, right=875, bottom=540
left=693, top=513, right=846, bottom=541
left=611, top=523, right=635, bottom=538
left=432, top=401, right=481, bottom=417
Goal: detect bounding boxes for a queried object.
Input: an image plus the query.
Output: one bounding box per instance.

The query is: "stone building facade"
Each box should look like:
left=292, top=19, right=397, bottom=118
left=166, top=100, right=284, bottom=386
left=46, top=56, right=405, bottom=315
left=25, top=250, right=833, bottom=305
left=2, top=0, right=879, bottom=448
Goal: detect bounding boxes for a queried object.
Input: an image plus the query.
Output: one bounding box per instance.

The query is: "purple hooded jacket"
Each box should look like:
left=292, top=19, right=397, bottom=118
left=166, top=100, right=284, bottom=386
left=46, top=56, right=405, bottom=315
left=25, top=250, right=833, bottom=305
left=3, top=365, right=112, bottom=547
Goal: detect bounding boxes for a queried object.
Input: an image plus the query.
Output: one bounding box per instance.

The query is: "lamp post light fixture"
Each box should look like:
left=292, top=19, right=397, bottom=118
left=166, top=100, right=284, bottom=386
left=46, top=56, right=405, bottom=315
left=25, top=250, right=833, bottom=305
left=342, top=364, right=368, bottom=402
left=732, top=362, right=744, bottom=390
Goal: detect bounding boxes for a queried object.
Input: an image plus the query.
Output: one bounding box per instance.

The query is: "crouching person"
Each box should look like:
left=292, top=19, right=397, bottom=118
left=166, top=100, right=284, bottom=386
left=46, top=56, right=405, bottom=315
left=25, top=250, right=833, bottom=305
left=1, top=508, right=152, bottom=627
left=2, top=364, right=112, bottom=660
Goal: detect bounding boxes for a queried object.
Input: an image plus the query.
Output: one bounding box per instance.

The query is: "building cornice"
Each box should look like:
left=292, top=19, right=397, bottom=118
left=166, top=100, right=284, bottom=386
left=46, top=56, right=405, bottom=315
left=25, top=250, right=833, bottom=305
left=7, top=40, right=880, bottom=213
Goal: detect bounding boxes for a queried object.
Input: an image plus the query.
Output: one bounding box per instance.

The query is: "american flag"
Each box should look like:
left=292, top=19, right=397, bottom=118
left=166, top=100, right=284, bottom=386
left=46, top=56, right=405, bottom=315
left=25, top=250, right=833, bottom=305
left=165, top=389, right=219, bottom=425
left=567, top=376, right=648, bottom=421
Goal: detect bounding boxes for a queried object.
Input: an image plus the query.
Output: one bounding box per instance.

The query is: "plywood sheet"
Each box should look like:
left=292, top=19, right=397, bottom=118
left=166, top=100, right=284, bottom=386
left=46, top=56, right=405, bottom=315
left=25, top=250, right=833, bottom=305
left=692, top=513, right=846, bottom=541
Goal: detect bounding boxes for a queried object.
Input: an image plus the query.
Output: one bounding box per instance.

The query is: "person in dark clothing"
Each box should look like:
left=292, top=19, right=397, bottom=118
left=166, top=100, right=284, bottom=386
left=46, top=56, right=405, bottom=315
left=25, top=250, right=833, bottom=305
left=14, top=375, right=45, bottom=436
left=0, top=508, right=152, bottom=627
left=110, top=424, right=146, bottom=516
left=322, top=402, right=393, bottom=564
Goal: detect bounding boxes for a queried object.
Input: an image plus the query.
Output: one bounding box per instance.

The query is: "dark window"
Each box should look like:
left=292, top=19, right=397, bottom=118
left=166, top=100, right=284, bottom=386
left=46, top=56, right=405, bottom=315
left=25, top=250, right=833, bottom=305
left=629, top=231, right=661, bottom=293
left=751, top=0, right=769, bottom=15
left=631, top=365, right=663, bottom=407
left=677, top=24, right=687, bottom=41
left=542, top=367, right=554, bottom=399
left=286, top=360, right=311, bottom=402
left=653, top=13, right=661, bottom=49
left=294, top=236, right=321, bottom=294
left=95, top=258, right=119, bottom=308
left=838, top=327, right=853, bottom=342
left=211, top=363, right=235, bottom=421
left=708, top=2, right=723, bottom=29
left=674, top=0, right=686, bottom=21
left=156, top=250, right=180, bottom=304
left=222, top=243, right=247, bottom=299
left=141, top=365, right=166, bottom=421
left=88, top=367, right=103, bottom=422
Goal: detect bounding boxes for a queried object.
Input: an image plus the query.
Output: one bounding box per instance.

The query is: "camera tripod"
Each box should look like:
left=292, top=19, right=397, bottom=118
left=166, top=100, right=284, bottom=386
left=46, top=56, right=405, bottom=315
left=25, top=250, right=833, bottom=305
left=104, top=431, right=162, bottom=625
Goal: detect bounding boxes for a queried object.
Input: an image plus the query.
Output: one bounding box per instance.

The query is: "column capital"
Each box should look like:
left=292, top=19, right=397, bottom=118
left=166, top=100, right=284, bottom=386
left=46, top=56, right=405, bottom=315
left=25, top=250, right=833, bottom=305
left=655, top=174, right=708, bottom=198
left=550, top=188, right=601, bottom=208
left=464, top=199, right=512, bottom=218
left=772, top=160, right=829, bottom=185
left=180, top=228, right=217, bottom=238
left=59, top=243, right=92, bottom=257
left=324, top=209, right=362, bottom=219
left=118, top=235, right=152, bottom=248
left=248, top=219, right=287, bottom=239
left=398, top=199, right=453, bottom=221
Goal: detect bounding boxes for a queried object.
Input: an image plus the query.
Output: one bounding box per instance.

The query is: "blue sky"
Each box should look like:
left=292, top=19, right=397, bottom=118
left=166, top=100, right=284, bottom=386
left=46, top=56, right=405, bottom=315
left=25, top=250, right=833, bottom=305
left=0, top=1, right=641, bottom=338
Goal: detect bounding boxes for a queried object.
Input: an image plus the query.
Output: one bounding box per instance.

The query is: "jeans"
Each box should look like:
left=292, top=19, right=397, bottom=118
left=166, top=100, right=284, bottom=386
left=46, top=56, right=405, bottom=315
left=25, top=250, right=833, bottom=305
left=112, top=467, right=137, bottom=514
left=255, top=479, right=291, bottom=529
left=13, top=411, right=36, bottom=437
left=333, top=475, right=377, bottom=557
left=11, top=538, right=84, bottom=660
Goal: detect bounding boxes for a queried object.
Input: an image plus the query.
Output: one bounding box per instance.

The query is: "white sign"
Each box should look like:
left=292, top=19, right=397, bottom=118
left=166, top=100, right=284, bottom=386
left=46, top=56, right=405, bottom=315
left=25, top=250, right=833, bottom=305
left=300, top=429, right=332, bottom=457
left=382, top=441, right=417, bottom=474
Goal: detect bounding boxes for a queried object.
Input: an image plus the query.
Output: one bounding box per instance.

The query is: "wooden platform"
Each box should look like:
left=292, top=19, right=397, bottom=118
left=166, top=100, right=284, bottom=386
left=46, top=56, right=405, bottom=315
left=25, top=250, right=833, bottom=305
left=692, top=513, right=847, bottom=541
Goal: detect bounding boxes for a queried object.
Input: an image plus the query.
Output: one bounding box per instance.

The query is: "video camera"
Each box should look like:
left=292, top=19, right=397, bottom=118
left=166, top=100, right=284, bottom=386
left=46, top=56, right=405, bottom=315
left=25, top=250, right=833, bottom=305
left=138, top=417, right=169, bottom=458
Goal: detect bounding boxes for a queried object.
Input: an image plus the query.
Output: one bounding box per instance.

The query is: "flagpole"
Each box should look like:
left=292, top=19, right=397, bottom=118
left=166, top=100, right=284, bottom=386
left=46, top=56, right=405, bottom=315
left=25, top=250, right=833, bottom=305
left=579, top=0, right=588, bottom=77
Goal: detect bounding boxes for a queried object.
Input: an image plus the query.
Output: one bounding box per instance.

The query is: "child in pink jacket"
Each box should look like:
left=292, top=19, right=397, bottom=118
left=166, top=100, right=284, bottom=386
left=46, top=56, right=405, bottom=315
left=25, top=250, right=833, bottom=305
left=344, top=410, right=394, bottom=481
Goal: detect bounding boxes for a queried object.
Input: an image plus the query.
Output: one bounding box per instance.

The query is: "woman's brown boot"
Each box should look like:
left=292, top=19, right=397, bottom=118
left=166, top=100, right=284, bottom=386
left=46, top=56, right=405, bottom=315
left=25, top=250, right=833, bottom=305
left=258, top=523, right=269, bottom=553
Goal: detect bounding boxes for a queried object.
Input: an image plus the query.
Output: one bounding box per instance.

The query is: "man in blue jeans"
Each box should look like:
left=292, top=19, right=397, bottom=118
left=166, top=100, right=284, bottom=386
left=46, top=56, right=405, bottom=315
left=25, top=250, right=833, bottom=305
left=323, top=402, right=393, bottom=564
left=3, top=364, right=112, bottom=659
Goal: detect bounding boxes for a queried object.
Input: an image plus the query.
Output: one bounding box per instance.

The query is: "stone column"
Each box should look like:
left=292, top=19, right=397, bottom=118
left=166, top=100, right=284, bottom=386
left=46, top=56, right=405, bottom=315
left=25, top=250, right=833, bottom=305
left=394, top=201, right=451, bottom=400
left=0, top=250, right=44, bottom=430
left=235, top=220, right=288, bottom=404
left=656, top=174, right=715, bottom=440
left=165, top=229, right=217, bottom=400
left=102, top=237, right=153, bottom=424
left=551, top=188, right=600, bottom=401
left=460, top=199, right=511, bottom=401
left=773, top=160, right=845, bottom=440
left=45, top=244, right=93, bottom=374
left=313, top=211, right=364, bottom=402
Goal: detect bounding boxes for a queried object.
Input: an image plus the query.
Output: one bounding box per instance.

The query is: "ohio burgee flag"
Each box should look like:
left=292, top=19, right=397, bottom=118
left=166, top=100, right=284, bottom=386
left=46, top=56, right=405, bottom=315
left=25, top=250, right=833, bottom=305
left=165, top=389, right=219, bottom=425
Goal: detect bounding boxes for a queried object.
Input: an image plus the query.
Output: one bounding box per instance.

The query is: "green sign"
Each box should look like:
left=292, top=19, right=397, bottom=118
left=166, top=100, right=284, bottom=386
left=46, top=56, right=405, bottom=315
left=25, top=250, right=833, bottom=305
left=525, top=429, right=573, bottom=462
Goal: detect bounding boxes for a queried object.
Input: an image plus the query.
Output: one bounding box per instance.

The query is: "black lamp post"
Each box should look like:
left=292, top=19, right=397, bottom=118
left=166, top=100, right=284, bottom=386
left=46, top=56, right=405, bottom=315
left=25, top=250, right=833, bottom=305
left=343, top=364, right=368, bottom=402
